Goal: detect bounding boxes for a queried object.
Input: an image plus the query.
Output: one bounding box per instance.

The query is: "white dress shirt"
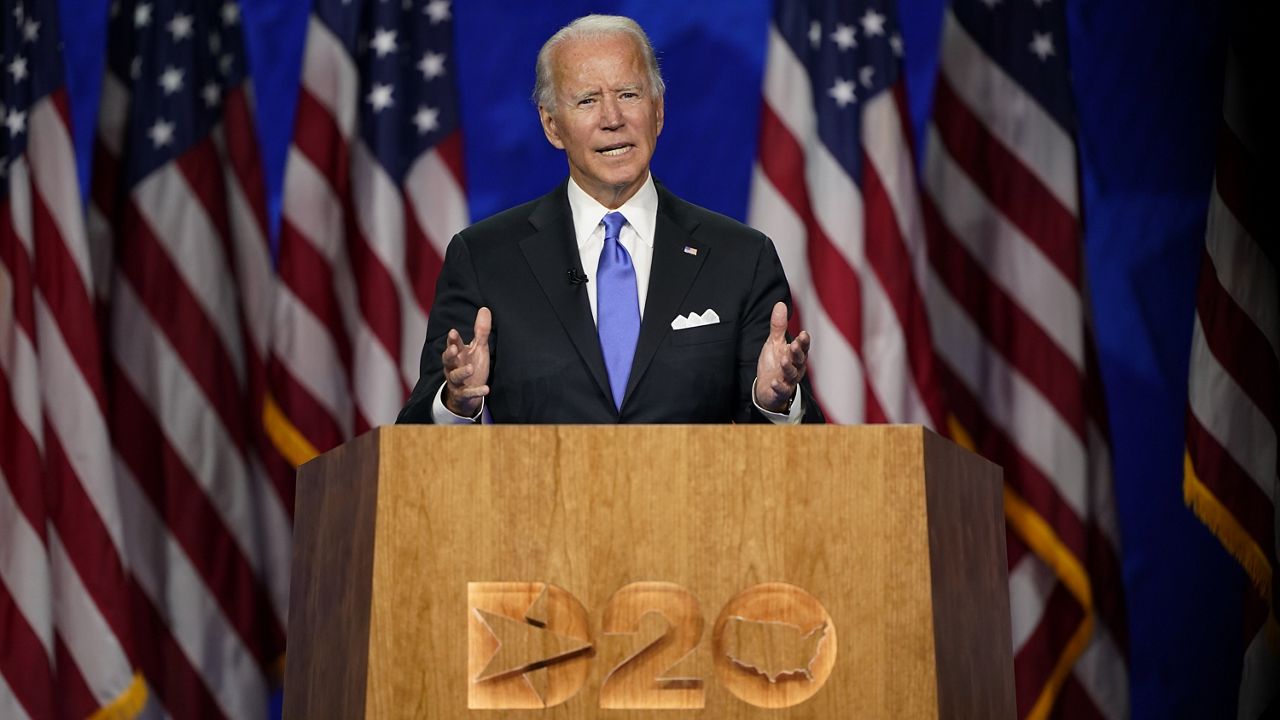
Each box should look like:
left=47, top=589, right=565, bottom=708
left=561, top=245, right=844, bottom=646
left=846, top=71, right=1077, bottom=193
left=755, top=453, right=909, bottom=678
left=432, top=173, right=802, bottom=423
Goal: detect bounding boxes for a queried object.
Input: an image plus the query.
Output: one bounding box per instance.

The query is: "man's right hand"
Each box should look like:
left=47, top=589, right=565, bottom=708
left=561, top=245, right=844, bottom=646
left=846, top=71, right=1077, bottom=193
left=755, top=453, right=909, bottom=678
left=441, top=307, right=491, bottom=418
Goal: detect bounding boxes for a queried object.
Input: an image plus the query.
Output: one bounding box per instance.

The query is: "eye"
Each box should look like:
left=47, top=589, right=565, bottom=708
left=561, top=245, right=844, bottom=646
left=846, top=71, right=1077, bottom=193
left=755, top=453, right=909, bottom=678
left=578, top=97, right=596, bottom=106
left=620, top=91, right=639, bottom=100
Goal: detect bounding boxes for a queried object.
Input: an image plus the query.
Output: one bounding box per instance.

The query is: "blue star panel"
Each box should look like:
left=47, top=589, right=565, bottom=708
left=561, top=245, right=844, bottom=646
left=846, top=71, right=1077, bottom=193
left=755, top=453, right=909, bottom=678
left=1, top=1, right=66, bottom=200
left=773, top=0, right=908, bottom=185
left=314, top=0, right=462, bottom=185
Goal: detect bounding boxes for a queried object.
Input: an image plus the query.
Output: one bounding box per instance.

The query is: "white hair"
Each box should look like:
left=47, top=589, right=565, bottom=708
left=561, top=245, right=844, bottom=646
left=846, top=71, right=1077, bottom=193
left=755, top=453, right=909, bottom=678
left=533, top=14, right=666, bottom=110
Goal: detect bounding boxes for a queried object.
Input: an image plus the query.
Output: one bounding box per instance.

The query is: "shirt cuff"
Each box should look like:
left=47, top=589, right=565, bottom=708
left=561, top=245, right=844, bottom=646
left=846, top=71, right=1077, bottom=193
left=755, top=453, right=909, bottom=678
left=431, top=383, right=484, bottom=424
left=753, top=380, right=804, bottom=425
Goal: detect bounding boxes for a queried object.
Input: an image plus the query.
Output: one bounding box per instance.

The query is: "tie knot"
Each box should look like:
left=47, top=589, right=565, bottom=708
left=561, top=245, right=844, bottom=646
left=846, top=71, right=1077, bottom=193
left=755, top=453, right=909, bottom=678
left=602, top=211, right=626, bottom=242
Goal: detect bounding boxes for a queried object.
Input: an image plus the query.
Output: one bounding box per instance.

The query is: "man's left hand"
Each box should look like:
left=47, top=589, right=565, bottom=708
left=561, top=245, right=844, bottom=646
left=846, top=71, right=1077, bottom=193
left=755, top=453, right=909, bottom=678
left=754, top=301, right=810, bottom=413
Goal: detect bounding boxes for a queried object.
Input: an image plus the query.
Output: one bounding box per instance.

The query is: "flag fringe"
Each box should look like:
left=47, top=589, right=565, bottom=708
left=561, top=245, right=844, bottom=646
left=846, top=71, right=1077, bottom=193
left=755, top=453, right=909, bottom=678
left=264, top=393, right=321, bottom=468
left=1183, top=450, right=1274, bottom=603
left=87, top=671, right=148, bottom=720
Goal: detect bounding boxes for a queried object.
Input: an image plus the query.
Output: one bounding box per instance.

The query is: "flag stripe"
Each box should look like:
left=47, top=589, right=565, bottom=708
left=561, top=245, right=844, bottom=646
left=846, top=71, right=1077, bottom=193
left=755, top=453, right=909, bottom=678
left=1196, top=251, right=1279, bottom=430
left=1187, top=414, right=1274, bottom=549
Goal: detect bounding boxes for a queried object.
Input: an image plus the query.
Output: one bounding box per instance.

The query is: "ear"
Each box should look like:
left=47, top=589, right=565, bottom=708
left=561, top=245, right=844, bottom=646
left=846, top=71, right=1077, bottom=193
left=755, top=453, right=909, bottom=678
left=539, top=105, right=566, bottom=150
left=655, top=96, right=664, bottom=137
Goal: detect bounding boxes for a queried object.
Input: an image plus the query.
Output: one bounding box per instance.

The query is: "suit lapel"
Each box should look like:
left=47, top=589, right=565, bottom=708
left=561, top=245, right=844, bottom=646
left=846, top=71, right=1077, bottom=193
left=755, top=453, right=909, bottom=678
left=623, top=191, right=706, bottom=406
left=520, top=186, right=613, bottom=405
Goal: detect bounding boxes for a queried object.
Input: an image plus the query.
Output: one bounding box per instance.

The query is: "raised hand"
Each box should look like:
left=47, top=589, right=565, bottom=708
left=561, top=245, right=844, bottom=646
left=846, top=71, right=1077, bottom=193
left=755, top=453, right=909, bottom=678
left=441, top=307, right=492, bottom=417
left=754, top=302, right=810, bottom=414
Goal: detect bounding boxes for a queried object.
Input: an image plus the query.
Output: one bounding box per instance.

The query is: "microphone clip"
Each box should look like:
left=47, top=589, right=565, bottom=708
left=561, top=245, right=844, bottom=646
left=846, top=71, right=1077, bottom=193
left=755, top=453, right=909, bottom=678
left=567, top=268, right=589, bottom=286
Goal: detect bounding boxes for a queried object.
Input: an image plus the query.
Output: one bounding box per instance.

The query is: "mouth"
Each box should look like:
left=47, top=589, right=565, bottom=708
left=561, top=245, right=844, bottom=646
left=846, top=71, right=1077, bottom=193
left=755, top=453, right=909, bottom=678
left=597, top=144, right=634, bottom=158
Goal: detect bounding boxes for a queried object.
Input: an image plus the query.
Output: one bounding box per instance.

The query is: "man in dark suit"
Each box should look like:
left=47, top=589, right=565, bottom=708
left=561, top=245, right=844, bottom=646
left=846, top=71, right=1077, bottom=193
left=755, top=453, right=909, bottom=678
left=398, top=14, right=822, bottom=425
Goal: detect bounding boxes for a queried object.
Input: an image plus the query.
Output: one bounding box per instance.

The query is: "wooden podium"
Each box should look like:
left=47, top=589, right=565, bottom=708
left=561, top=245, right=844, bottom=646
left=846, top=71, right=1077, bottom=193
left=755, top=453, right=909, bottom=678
left=283, top=425, right=1014, bottom=719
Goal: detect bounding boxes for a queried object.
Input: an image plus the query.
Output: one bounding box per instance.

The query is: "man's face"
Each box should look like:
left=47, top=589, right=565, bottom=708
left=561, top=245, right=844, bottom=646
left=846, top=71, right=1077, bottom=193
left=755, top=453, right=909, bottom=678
left=539, top=33, right=664, bottom=209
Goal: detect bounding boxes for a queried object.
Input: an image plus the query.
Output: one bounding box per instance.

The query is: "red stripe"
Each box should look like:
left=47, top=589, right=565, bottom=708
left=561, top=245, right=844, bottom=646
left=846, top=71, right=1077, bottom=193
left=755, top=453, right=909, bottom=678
left=1196, top=248, right=1279, bottom=430
left=222, top=86, right=271, bottom=234
left=1086, top=521, right=1130, bottom=656
left=267, top=357, right=346, bottom=454
left=344, top=223, right=404, bottom=388
left=0, top=371, right=46, bottom=538
left=1012, top=581, right=1085, bottom=719
left=1, top=201, right=36, bottom=337
left=403, top=186, right=444, bottom=318
left=276, top=218, right=354, bottom=373
left=126, top=575, right=227, bottom=719
left=107, top=363, right=284, bottom=671
left=43, top=430, right=137, bottom=661
left=757, top=104, right=874, bottom=406
left=0, top=580, right=55, bottom=719
left=1187, top=413, right=1275, bottom=558
left=860, top=146, right=946, bottom=426
left=436, top=130, right=467, bottom=189
left=31, top=184, right=109, bottom=407
left=923, top=194, right=1088, bottom=439
left=116, top=201, right=251, bottom=453
left=53, top=636, right=99, bottom=720
left=1056, top=673, right=1107, bottom=720
left=175, top=139, right=234, bottom=269
left=931, top=77, right=1081, bottom=284
left=938, top=361, right=1090, bottom=560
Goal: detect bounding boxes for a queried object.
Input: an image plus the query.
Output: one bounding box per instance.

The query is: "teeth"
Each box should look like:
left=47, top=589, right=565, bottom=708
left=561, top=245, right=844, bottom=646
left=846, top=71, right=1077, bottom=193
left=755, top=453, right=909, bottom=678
left=600, top=146, right=631, bottom=157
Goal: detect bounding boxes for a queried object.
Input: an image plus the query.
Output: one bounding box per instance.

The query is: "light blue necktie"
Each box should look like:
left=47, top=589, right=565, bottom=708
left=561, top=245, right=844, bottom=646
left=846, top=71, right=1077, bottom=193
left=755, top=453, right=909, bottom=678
left=596, top=211, right=639, bottom=410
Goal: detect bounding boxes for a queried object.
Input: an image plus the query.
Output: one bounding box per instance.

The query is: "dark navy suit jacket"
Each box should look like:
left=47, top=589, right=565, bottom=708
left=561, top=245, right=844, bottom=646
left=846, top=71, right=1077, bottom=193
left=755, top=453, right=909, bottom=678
left=397, top=180, right=824, bottom=424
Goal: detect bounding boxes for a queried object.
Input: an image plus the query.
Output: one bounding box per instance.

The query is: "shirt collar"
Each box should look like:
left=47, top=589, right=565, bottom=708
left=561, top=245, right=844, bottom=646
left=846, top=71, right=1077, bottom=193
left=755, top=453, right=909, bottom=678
left=566, top=173, right=658, bottom=250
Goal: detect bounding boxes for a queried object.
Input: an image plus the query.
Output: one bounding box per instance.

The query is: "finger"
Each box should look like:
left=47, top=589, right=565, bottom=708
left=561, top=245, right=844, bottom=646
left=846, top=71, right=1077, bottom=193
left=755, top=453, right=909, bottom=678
left=472, top=307, right=493, bottom=346
left=447, top=364, right=474, bottom=385
left=769, top=302, right=788, bottom=343
left=453, top=384, right=490, bottom=399
left=794, top=330, right=811, bottom=355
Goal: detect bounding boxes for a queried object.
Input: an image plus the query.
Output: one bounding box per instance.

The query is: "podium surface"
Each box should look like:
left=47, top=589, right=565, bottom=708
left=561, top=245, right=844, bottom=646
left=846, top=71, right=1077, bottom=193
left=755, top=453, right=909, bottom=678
left=285, top=425, right=1013, bottom=718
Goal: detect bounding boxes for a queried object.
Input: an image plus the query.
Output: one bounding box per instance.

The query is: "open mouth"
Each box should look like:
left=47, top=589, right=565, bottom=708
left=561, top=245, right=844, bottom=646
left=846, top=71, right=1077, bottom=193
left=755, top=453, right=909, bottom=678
left=597, top=144, right=633, bottom=157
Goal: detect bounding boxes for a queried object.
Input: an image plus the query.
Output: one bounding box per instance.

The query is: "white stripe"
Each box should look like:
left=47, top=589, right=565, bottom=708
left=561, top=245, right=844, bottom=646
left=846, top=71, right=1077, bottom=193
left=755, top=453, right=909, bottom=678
left=350, top=141, right=428, bottom=397
left=1073, top=623, right=1129, bottom=720
left=352, top=321, right=406, bottom=427
left=1206, top=186, right=1279, bottom=360
left=47, top=532, right=135, bottom=706
left=403, top=146, right=469, bottom=262
left=1237, top=621, right=1280, bottom=720
left=0, top=265, right=43, bottom=453
left=1086, top=422, right=1125, bottom=553
left=132, top=166, right=246, bottom=384
left=0, top=673, right=33, bottom=720
left=96, top=72, right=130, bottom=157
left=86, top=204, right=115, bottom=306
left=749, top=167, right=865, bottom=424
left=1189, top=314, right=1277, bottom=499
left=760, top=27, right=813, bottom=159
left=112, top=458, right=267, bottom=720
left=928, top=272, right=1089, bottom=517
left=939, top=10, right=1078, bottom=215
left=860, top=93, right=936, bottom=426
left=247, top=456, right=290, bottom=628
left=0, top=469, right=54, bottom=661
left=1008, top=552, right=1054, bottom=652
left=215, top=127, right=276, bottom=360
left=35, top=294, right=127, bottom=556
left=8, top=158, right=33, bottom=258
left=924, top=124, right=1083, bottom=370
left=27, top=98, right=94, bottom=296
left=300, top=16, right=357, bottom=140
left=271, top=283, right=354, bottom=438
left=111, top=278, right=267, bottom=577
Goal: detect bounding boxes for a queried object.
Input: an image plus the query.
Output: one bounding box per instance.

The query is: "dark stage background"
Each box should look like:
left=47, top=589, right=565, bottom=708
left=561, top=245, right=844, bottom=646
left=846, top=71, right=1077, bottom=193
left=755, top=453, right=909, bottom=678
left=55, top=0, right=1242, bottom=716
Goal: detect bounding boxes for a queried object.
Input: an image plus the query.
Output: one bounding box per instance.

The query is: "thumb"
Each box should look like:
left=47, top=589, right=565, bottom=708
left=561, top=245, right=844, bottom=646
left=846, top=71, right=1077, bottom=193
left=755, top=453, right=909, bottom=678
left=473, top=306, right=493, bottom=345
left=769, top=302, right=789, bottom=343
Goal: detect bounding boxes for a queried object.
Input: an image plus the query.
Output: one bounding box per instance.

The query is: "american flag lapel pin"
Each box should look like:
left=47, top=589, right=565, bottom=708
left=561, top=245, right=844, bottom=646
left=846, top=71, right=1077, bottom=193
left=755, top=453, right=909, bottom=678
left=683, top=246, right=698, bottom=256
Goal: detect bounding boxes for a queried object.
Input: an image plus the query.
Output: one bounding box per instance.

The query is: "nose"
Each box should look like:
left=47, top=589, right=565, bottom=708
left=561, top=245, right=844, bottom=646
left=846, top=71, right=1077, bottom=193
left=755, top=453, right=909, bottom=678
left=599, top=97, right=624, bottom=129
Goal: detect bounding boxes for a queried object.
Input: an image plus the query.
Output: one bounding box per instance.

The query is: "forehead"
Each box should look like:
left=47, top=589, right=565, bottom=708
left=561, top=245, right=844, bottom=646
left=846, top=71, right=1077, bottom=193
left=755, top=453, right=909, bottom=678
left=551, top=34, right=647, bottom=92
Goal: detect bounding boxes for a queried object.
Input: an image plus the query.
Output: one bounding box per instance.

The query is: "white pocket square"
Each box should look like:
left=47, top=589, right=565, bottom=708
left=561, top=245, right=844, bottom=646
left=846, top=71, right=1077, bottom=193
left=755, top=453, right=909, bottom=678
left=671, top=309, right=721, bottom=330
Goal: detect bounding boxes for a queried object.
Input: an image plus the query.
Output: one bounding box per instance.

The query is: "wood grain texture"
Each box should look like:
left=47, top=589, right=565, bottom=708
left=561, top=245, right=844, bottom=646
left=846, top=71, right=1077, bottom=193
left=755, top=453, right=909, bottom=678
left=284, top=424, right=1013, bottom=719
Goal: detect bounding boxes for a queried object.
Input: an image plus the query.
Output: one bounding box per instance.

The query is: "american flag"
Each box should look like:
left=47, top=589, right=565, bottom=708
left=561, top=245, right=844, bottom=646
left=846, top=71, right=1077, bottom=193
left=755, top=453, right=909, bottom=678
left=748, top=0, right=946, bottom=428
left=1, top=2, right=146, bottom=716
left=268, top=0, right=468, bottom=463
left=1184, top=19, right=1279, bottom=718
left=920, top=0, right=1129, bottom=717
left=88, top=0, right=292, bottom=716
